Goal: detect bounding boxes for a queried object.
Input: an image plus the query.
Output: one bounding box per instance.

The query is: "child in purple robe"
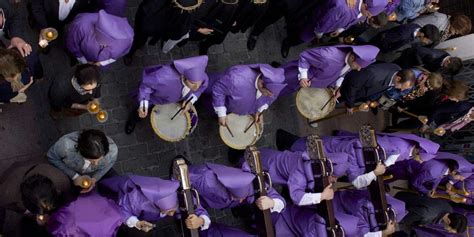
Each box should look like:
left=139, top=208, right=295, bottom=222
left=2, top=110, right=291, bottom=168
left=100, top=175, right=211, bottom=233
left=125, top=55, right=209, bottom=134
left=333, top=189, right=406, bottom=237
left=188, top=162, right=286, bottom=213
left=66, top=10, right=134, bottom=67
left=47, top=190, right=124, bottom=236
left=211, top=64, right=286, bottom=127
left=280, top=45, right=379, bottom=96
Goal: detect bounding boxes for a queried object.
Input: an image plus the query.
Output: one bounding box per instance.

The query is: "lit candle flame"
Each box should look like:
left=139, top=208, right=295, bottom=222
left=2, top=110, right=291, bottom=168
left=82, top=180, right=90, bottom=188
left=96, top=110, right=108, bottom=123
left=46, top=31, right=54, bottom=39
left=38, top=215, right=44, bottom=221
left=433, top=127, right=446, bottom=136
left=369, top=101, right=378, bottom=108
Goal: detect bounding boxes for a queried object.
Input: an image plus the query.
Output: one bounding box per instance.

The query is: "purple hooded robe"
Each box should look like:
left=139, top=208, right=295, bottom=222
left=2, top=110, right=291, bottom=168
left=211, top=64, right=287, bottom=116
left=299, top=0, right=389, bottom=42
left=273, top=205, right=331, bottom=237
left=137, top=56, right=209, bottom=105
left=453, top=174, right=474, bottom=205
left=453, top=205, right=474, bottom=236
left=188, top=163, right=286, bottom=210
left=333, top=190, right=407, bottom=237
left=280, top=45, right=380, bottom=96
left=291, top=132, right=439, bottom=181
left=99, top=0, right=127, bottom=17
left=66, top=10, right=134, bottom=66
left=47, top=191, right=124, bottom=236
left=242, top=148, right=348, bottom=205
left=99, top=175, right=209, bottom=224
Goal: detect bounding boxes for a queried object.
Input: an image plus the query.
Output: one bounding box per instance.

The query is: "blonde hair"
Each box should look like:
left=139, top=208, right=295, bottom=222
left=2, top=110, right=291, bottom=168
left=444, top=80, right=470, bottom=101
left=0, top=48, right=27, bottom=91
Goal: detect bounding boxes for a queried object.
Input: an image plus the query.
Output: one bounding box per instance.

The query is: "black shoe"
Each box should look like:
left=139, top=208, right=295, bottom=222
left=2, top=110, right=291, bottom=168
left=125, top=118, right=136, bottom=134
left=228, top=148, right=245, bottom=165
left=247, top=35, right=258, bottom=51
left=371, top=107, right=378, bottom=115
left=270, top=61, right=281, bottom=68
left=123, top=54, right=133, bottom=66
left=281, top=38, right=290, bottom=58
left=198, top=43, right=209, bottom=55
left=275, top=129, right=299, bottom=151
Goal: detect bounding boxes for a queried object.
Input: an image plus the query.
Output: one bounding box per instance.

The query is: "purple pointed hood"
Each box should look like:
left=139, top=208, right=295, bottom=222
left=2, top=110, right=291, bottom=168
left=173, top=55, right=209, bottom=82
left=365, top=0, right=389, bottom=15
left=94, top=10, right=133, bottom=45
left=250, top=64, right=287, bottom=97
left=206, top=163, right=255, bottom=198
left=347, top=45, right=380, bottom=68
left=434, top=152, right=473, bottom=175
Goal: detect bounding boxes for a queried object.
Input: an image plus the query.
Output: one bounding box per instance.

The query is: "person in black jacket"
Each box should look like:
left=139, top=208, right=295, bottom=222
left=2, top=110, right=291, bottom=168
left=370, top=23, right=440, bottom=54
left=48, top=64, right=101, bottom=119
left=395, top=192, right=467, bottom=235
left=0, top=0, right=32, bottom=56
left=339, top=63, right=416, bottom=113
left=394, top=46, right=463, bottom=75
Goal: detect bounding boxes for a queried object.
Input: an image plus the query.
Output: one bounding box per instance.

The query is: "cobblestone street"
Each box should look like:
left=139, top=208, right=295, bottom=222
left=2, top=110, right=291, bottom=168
left=0, top=1, right=387, bottom=235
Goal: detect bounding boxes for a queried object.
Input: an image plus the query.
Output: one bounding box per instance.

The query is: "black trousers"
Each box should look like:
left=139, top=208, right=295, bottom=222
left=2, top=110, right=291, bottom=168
left=275, top=129, right=300, bottom=151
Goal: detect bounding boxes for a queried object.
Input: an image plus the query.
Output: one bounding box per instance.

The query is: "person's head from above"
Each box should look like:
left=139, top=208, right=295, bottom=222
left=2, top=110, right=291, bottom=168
left=442, top=56, right=463, bottom=75
left=182, top=66, right=206, bottom=92
left=449, top=14, right=472, bottom=36
left=156, top=179, right=180, bottom=216
left=444, top=159, right=464, bottom=180
left=368, top=13, right=388, bottom=29
left=442, top=212, right=467, bottom=234
left=75, top=64, right=101, bottom=95
left=256, top=76, right=274, bottom=97
left=394, top=69, right=416, bottom=91
left=172, top=0, right=203, bottom=11
left=77, top=129, right=109, bottom=165
left=0, top=48, right=26, bottom=83
left=182, top=75, right=203, bottom=92
left=417, top=24, right=440, bottom=45
left=419, top=71, right=443, bottom=91
left=21, top=174, right=60, bottom=215
left=207, top=163, right=255, bottom=202
left=347, top=52, right=362, bottom=71
left=444, top=80, right=469, bottom=102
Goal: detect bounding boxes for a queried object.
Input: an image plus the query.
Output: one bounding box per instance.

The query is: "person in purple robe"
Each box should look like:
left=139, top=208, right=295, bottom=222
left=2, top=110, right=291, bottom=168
left=280, top=45, right=379, bottom=96
left=125, top=55, right=209, bottom=134
left=453, top=174, right=474, bottom=205
left=333, top=189, right=406, bottom=237
left=66, top=10, right=134, bottom=67
left=242, top=148, right=346, bottom=206
left=211, top=64, right=286, bottom=127
left=188, top=162, right=286, bottom=214
left=99, top=175, right=211, bottom=233
left=281, top=130, right=440, bottom=188
left=387, top=152, right=469, bottom=196
left=453, top=205, right=473, bottom=236
left=47, top=190, right=124, bottom=236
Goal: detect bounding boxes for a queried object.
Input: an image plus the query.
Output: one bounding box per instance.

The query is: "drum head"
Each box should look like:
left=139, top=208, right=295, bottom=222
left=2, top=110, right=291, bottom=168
left=150, top=103, right=191, bottom=142
left=219, top=114, right=260, bottom=150
left=296, top=88, right=336, bottom=120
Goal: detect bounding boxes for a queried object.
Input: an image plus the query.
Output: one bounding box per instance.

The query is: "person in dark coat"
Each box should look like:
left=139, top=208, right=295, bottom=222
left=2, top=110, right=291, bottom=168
left=337, top=12, right=394, bottom=45
left=0, top=160, right=71, bottom=225
left=48, top=64, right=101, bottom=119
left=339, top=63, right=416, bottom=112
left=394, top=46, right=463, bottom=75
left=124, top=0, right=203, bottom=65
left=395, top=192, right=467, bottom=235
left=0, top=0, right=32, bottom=57
left=369, top=23, right=441, bottom=54
left=230, top=0, right=269, bottom=34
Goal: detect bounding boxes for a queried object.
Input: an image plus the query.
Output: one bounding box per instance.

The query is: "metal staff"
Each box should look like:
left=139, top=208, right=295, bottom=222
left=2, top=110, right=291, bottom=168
left=386, top=127, right=446, bottom=137
left=397, top=108, right=428, bottom=124
left=309, top=103, right=370, bottom=125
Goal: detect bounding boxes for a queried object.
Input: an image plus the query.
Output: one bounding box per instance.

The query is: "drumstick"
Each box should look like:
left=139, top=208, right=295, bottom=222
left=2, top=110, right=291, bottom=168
left=243, top=120, right=256, bottom=133
left=320, top=92, right=336, bottom=111
left=225, top=124, right=235, bottom=138
left=171, top=97, right=193, bottom=120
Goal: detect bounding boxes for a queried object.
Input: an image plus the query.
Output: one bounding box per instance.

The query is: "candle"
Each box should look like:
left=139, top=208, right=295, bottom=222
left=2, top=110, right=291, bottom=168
left=90, top=103, right=97, bottom=110
left=82, top=180, right=90, bottom=188
left=46, top=31, right=54, bottom=39
left=97, top=110, right=108, bottom=123
left=369, top=101, right=378, bottom=108
left=98, top=113, right=105, bottom=120
left=38, top=215, right=44, bottom=221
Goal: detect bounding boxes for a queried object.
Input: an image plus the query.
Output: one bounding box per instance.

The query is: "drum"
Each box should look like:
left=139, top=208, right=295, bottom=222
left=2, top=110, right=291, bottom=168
left=377, top=95, right=396, bottom=110
left=219, top=113, right=263, bottom=150
left=296, top=88, right=336, bottom=120
left=150, top=103, right=198, bottom=142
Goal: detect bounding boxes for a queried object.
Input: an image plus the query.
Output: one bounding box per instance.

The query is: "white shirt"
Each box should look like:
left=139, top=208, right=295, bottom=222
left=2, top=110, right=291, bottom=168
left=352, top=154, right=400, bottom=189
left=58, top=0, right=76, bottom=21
left=126, top=214, right=212, bottom=231
left=364, top=231, right=382, bottom=237
left=413, top=28, right=421, bottom=38
left=214, top=74, right=268, bottom=117
left=299, top=193, right=322, bottom=206
left=72, top=159, right=91, bottom=180
left=270, top=198, right=285, bottom=213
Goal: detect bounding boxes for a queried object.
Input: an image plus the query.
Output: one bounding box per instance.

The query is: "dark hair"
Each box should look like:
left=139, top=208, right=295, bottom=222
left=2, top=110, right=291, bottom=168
left=444, top=160, right=459, bottom=172
left=373, top=13, right=388, bottom=27
left=20, top=174, right=59, bottom=214
left=74, top=64, right=101, bottom=86
left=0, top=48, right=27, bottom=80
left=77, top=129, right=109, bottom=159
left=450, top=14, right=472, bottom=36
left=445, top=57, right=463, bottom=75
left=444, top=80, right=469, bottom=101
left=447, top=213, right=467, bottom=234
left=420, top=24, right=441, bottom=43
left=397, top=69, right=416, bottom=84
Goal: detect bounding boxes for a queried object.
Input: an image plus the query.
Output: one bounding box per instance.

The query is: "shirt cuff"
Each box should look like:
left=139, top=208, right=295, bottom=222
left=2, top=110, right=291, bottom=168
left=448, top=180, right=455, bottom=185
left=214, top=106, right=227, bottom=117
left=72, top=173, right=80, bottom=180
left=298, top=67, right=309, bottom=80
left=257, top=104, right=268, bottom=113
left=364, top=231, right=382, bottom=237
left=385, top=154, right=400, bottom=167
left=99, top=58, right=116, bottom=66
left=315, top=32, right=324, bottom=39
left=126, top=216, right=140, bottom=228
left=199, top=215, right=211, bottom=230
left=140, top=100, right=149, bottom=112
left=298, top=192, right=322, bottom=206
left=270, top=198, right=285, bottom=213
left=336, top=28, right=345, bottom=34
left=189, top=94, right=198, bottom=104
left=335, top=77, right=345, bottom=87
left=77, top=57, right=88, bottom=64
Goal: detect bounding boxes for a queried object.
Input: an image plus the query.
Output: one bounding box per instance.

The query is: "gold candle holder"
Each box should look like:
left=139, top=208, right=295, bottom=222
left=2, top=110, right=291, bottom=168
left=344, top=36, right=355, bottom=44
left=82, top=179, right=91, bottom=188
left=433, top=127, right=446, bottom=136
left=96, top=110, right=108, bottom=123
left=388, top=12, right=398, bottom=21
left=37, top=215, right=45, bottom=221
left=87, top=102, right=100, bottom=114
left=39, top=28, right=58, bottom=48
left=369, top=101, right=378, bottom=108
